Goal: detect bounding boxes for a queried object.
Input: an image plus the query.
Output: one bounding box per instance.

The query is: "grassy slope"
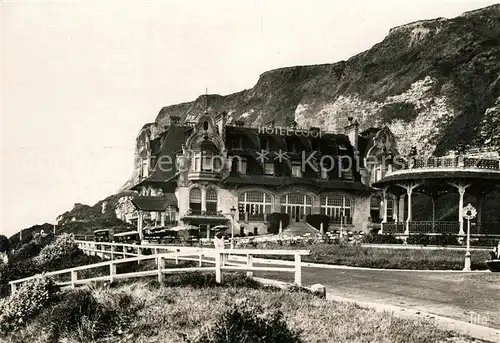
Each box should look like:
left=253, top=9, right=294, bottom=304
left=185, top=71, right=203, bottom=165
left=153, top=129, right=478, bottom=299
left=255, top=244, right=491, bottom=270
left=6, top=280, right=474, bottom=343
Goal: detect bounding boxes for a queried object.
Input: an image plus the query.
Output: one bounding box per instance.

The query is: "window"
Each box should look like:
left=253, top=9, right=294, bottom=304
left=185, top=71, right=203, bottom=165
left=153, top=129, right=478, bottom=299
left=260, top=137, right=270, bottom=150
left=320, top=194, right=352, bottom=224
left=280, top=193, right=313, bottom=222
left=238, top=191, right=272, bottom=221
left=202, top=153, right=213, bottom=171
left=206, top=189, right=217, bottom=214
left=141, top=159, right=148, bottom=178
left=320, top=166, right=328, bottom=179
left=238, top=159, right=247, bottom=174
left=189, top=188, right=202, bottom=214
left=370, top=195, right=381, bottom=223
left=203, top=120, right=209, bottom=130
left=291, top=164, right=302, bottom=177
left=264, top=163, right=274, bottom=175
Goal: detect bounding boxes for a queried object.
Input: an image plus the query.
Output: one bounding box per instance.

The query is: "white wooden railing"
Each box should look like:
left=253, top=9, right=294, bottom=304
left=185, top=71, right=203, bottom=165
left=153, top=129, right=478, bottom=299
left=8, top=241, right=310, bottom=294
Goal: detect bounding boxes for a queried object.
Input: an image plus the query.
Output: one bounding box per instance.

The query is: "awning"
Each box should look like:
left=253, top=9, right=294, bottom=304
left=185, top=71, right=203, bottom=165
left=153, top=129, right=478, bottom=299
left=132, top=195, right=178, bottom=211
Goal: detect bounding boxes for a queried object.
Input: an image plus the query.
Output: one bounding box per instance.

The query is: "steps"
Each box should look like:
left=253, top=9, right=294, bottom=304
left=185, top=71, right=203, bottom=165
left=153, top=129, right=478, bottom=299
left=282, top=221, right=321, bottom=237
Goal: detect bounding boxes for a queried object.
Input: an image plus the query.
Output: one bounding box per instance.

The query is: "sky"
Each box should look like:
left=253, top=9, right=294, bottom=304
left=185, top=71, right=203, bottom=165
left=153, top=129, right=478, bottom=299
left=1, top=0, right=498, bottom=237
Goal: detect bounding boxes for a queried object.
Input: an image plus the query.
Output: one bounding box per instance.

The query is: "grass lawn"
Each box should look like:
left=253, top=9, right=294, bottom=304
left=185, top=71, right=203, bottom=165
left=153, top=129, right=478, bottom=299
left=256, top=244, right=490, bottom=270
left=3, top=275, right=480, bottom=343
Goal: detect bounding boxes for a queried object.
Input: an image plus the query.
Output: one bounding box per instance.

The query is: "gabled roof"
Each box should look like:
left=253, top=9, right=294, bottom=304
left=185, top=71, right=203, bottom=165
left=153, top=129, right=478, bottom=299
left=131, top=125, right=188, bottom=190
left=131, top=195, right=178, bottom=211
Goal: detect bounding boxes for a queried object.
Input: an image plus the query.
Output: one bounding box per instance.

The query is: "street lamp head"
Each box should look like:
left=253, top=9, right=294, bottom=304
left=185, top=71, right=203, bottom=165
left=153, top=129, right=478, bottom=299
left=230, top=206, right=236, bottom=215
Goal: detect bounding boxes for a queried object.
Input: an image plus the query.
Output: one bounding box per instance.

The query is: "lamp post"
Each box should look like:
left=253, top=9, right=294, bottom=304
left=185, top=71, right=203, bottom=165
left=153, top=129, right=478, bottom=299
left=340, top=207, right=344, bottom=238
left=462, top=203, right=477, bottom=272
left=230, top=206, right=236, bottom=249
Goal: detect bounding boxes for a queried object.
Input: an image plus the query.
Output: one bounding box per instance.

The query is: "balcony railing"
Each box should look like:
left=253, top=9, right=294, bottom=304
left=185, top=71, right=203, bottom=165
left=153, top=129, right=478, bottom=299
left=397, top=156, right=500, bottom=171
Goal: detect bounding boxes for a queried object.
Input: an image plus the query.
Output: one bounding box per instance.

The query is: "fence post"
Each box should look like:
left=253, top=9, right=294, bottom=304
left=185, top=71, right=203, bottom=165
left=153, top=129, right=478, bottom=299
left=71, top=270, right=77, bottom=289
left=198, top=252, right=203, bottom=267
left=215, top=251, right=223, bottom=284
left=246, top=254, right=253, bottom=277
left=294, top=253, right=302, bottom=287
left=157, top=256, right=165, bottom=283
left=10, top=283, right=17, bottom=295
left=137, top=246, right=142, bottom=265
left=110, top=245, right=115, bottom=260
left=175, top=252, right=179, bottom=265
left=110, top=262, right=116, bottom=283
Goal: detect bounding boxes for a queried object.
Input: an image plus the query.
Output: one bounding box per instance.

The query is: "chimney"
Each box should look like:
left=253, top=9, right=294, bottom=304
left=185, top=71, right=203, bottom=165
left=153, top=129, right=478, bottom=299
left=344, top=116, right=359, bottom=151
left=216, top=111, right=228, bottom=133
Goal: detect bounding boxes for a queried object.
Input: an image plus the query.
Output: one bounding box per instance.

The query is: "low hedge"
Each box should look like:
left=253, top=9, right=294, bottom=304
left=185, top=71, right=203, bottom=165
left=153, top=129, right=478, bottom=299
left=267, top=213, right=290, bottom=234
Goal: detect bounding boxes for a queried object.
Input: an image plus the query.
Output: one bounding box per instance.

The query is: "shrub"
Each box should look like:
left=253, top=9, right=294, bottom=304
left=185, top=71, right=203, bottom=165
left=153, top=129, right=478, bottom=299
left=407, top=234, right=430, bottom=245
left=0, top=276, right=59, bottom=334
left=305, top=214, right=329, bottom=231
left=267, top=213, right=290, bottom=234
left=37, top=287, right=135, bottom=341
left=362, top=233, right=404, bottom=244
left=187, top=299, right=302, bottom=343
left=35, top=233, right=79, bottom=265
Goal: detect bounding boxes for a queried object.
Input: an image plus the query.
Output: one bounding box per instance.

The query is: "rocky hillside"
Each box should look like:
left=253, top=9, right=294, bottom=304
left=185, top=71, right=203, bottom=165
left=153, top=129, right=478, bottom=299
left=141, top=4, right=499, bottom=161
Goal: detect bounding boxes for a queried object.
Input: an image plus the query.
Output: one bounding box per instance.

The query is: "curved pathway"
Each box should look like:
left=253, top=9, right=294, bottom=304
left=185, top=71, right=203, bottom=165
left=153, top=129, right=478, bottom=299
left=254, top=263, right=500, bottom=330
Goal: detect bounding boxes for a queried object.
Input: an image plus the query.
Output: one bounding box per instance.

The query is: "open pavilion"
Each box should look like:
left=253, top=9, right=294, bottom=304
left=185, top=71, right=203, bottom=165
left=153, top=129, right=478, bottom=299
left=372, top=156, right=500, bottom=236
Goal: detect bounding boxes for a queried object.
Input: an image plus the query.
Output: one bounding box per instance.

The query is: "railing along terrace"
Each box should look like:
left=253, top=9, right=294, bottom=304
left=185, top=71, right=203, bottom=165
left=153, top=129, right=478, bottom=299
left=402, top=156, right=500, bottom=171
left=8, top=241, right=309, bottom=294
left=185, top=209, right=224, bottom=217
left=408, top=221, right=459, bottom=234
left=382, top=221, right=500, bottom=236
left=470, top=222, right=500, bottom=235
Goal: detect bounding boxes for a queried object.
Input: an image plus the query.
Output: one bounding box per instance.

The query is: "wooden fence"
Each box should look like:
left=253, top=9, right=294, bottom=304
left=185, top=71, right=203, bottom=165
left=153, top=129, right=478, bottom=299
left=8, top=240, right=310, bottom=294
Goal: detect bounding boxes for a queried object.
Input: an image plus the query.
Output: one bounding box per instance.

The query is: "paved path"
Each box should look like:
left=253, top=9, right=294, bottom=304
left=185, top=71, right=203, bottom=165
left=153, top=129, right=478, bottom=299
left=253, top=264, right=500, bottom=330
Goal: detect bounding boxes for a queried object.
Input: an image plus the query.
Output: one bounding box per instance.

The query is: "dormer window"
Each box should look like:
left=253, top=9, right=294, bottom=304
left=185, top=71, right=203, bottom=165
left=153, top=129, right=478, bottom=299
left=264, top=162, right=274, bottom=175
left=260, top=137, right=270, bottom=150
left=203, top=121, right=209, bottom=131
left=291, top=164, right=302, bottom=178
left=238, top=159, right=247, bottom=174
left=320, top=167, right=328, bottom=179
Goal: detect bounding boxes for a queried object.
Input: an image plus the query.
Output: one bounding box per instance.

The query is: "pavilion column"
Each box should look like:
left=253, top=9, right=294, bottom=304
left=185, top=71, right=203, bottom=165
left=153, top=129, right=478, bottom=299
left=406, top=188, right=413, bottom=234
left=397, top=182, right=421, bottom=235
left=394, top=195, right=400, bottom=222
left=450, top=182, right=471, bottom=236
left=398, top=196, right=405, bottom=223
left=138, top=211, right=144, bottom=241
left=382, top=187, right=389, bottom=224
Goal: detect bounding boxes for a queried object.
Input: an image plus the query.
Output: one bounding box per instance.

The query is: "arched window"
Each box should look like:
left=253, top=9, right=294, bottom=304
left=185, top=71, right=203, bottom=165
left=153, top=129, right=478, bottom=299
left=238, top=191, right=272, bottom=221
left=320, top=194, right=353, bottom=224
left=369, top=195, right=393, bottom=223
left=280, top=193, right=312, bottom=222
left=370, top=195, right=382, bottom=223
left=206, top=189, right=218, bottom=214
left=189, top=188, right=202, bottom=214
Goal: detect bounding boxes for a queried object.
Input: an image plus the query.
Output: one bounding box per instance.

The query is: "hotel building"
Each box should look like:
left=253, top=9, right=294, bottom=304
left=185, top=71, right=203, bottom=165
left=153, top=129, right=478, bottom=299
left=129, top=110, right=401, bottom=239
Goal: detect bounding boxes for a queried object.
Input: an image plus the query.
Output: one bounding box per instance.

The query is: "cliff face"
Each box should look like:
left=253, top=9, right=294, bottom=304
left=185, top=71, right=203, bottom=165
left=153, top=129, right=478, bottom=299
left=143, top=4, right=499, bottom=164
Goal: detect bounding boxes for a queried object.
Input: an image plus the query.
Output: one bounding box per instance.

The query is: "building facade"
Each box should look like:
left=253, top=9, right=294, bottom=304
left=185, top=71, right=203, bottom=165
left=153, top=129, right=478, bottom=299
left=130, top=111, right=399, bottom=239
